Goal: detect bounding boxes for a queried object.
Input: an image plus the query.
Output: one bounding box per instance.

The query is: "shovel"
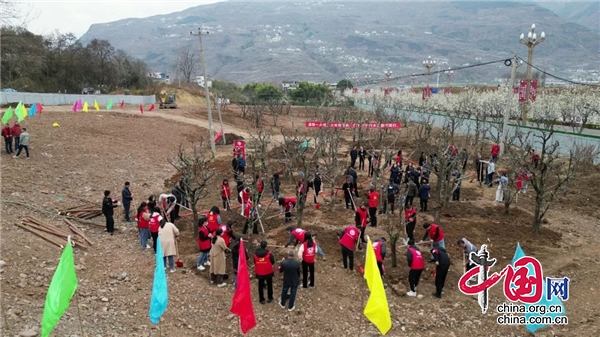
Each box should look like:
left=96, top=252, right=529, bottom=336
left=175, top=239, right=184, bottom=268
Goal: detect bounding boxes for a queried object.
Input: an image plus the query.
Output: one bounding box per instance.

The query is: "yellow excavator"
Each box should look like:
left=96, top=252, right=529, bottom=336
left=159, top=90, right=177, bottom=109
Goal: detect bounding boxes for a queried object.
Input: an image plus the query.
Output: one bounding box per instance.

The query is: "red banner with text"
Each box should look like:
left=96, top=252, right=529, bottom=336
left=518, top=80, right=538, bottom=103
left=305, top=122, right=402, bottom=129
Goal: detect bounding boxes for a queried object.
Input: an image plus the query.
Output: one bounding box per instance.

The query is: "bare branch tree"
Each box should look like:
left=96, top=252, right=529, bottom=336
left=169, top=140, right=216, bottom=233
left=175, top=45, right=199, bottom=83
left=279, top=129, right=321, bottom=227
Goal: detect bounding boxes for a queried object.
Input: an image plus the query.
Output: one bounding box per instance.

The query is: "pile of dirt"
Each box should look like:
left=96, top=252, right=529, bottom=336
left=219, top=133, right=244, bottom=145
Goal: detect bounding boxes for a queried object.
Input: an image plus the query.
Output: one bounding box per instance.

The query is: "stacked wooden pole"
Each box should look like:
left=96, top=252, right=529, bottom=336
left=17, top=216, right=93, bottom=249
left=59, top=204, right=102, bottom=219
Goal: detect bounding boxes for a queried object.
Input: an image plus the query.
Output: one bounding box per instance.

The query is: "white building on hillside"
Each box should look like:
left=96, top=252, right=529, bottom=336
left=196, top=75, right=213, bottom=88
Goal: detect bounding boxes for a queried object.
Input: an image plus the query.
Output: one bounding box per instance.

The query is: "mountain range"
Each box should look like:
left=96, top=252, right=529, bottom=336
left=79, top=0, right=600, bottom=85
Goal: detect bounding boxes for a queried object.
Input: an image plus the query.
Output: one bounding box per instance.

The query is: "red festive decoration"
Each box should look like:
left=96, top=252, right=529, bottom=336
left=422, top=87, right=433, bottom=100
left=518, top=80, right=538, bottom=103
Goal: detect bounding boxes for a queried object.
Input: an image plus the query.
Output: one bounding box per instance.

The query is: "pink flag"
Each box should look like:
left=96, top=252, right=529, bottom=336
left=72, top=101, right=78, bottom=113
left=76, top=99, right=83, bottom=110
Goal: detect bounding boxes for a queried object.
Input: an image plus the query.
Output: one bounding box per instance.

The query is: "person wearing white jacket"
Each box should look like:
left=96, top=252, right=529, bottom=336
left=158, top=193, right=176, bottom=220
left=297, top=234, right=318, bottom=288
left=479, top=159, right=496, bottom=187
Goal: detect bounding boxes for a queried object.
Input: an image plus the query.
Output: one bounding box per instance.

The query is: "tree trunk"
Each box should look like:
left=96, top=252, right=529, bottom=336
left=532, top=194, right=544, bottom=233
left=192, top=203, right=199, bottom=234
left=390, top=234, right=399, bottom=268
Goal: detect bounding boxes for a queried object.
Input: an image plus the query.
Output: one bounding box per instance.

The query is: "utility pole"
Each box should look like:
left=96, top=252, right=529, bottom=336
left=215, top=91, right=226, bottom=145
left=191, top=27, right=216, bottom=154
left=500, top=53, right=519, bottom=156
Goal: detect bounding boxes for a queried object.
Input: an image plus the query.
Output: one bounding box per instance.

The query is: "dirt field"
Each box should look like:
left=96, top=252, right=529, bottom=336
left=1, top=103, right=599, bottom=337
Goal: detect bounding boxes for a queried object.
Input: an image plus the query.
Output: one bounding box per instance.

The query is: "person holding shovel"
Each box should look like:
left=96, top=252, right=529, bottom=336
left=406, top=239, right=425, bottom=297
left=158, top=219, right=180, bottom=273
left=158, top=193, right=177, bottom=222
left=355, top=202, right=369, bottom=245
left=312, top=173, right=322, bottom=204
left=420, top=222, right=446, bottom=261
left=219, top=221, right=237, bottom=247
left=342, top=177, right=354, bottom=210
left=220, top=179, right=231, bottom=210
left=338, top=225, right=360, bottom=271
left=431, top=242, right=450, bottom=298
left=242, top=199, right=259, bottom=235
left=284, top=227, right=325, bottom=259
left=278, top=197, right=297, bottom=223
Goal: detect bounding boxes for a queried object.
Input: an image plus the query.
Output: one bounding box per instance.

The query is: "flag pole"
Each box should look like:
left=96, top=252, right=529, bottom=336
left=68, top=235, right=85, bottom=337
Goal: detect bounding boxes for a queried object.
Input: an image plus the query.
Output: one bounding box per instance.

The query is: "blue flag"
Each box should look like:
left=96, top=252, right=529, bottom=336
left=511, top=243, right=565, bottom=333
left=28, top=104, right=37, bottom=117
left=149, top=237, right=168, bottom=325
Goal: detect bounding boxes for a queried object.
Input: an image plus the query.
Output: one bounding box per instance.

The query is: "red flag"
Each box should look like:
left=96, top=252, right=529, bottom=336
left=230, top=240, right=256, bottom=334
left=149, top=103, right=155, bottom=111
left=36, top=102, right=43, bottom=114
left=139, top=104, right=144, bottom=114
left=119, top=100, right=125, bottom=108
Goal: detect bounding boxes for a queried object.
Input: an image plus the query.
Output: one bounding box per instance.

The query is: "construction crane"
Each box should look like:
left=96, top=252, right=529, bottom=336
left=159, top=90, right=177, bottom=109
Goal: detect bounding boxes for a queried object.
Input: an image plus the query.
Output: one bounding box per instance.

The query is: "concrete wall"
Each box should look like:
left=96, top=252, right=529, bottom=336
left=0, top=92, right=156, bottom=106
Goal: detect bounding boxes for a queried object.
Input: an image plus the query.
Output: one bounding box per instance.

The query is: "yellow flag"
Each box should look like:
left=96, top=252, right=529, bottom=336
left=82, top=102, right=88, bottom=112
left=21, top=104, right=27, bottom=118
left=94, top=100, right=100, bottom=111
left=363, top=238, right=392, bottom=335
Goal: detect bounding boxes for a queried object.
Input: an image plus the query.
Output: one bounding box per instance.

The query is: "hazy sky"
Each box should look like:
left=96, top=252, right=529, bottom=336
left=17, top=1, right=220, bottom=37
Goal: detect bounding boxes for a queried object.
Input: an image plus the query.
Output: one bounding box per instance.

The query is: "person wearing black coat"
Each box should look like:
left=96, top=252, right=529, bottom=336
left=349, top=146, right=358, bottom=168
left=121, top=182, right=133, bottom=222
left=278, top=250, right=301, bottom=311
left=254, top=241, right=275, bottom=304
left=102, top=190, right=119, bottom=235
left=171, top=182, right=184, bottom=222
left=431, top=242, right=451, bottom=298
left=358, top=146, right=367, bottom=170
left=312, top=173, right=322, bottom=204
left=231, top=237, right=249, bottom=289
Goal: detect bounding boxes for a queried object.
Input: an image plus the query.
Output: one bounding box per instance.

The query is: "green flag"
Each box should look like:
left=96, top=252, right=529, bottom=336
left=106, top=99, right=113, bottom=110
left=1, top=107, right=13, bottom=124
left=41, top=239, right=78, bottom=337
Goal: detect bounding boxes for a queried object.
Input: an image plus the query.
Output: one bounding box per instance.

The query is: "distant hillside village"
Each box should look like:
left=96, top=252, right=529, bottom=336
left=146, top=72, right=339, bottom=91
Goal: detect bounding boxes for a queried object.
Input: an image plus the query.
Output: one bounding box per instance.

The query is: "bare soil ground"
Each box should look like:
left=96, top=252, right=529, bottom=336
left=1, top=103, right=599, bottom=337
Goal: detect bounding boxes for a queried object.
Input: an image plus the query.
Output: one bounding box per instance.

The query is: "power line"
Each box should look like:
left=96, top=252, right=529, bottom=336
left=517, top=56, right=599, bottom=87
left=355, top=58, right=511, bottom=86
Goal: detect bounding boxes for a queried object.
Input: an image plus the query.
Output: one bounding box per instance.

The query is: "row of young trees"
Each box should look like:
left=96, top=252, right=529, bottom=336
left=0, top=27, right=151, bottom=93
left=168, top=82, right=598, bottom=265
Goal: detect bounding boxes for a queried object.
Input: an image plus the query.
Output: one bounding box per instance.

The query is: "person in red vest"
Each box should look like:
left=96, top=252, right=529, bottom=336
left=531, top=149, right=540, bottom=169
left=371, top=236, right=387, bottom=277
left=338, top=225, right=360, bottom=271
left=135, top=201, right=151, bottom=249
left=297, top=233, right=317, bottom=288
left=254, top=241, right=275, bottom=304
left=242, top=199, right=259, bottom=235
left=491, top=143, right=500, bottom=163
left=220, top=179, right=231, bottom=210
left=148, top=204, right=164, bottom=253
left=196, top=217, right=212, bottom=270
left=219, top=221, right=236, bottom=247
left=2, top=123, right=13, bottom=154
left=420, top=222, right=445, bottom=261
left=367, top=186, right=379, bottom=227
left=278, top=196, right=297, bottom=223
left=206, top=206, right=222, bottom=234
left=239, top=187, right=251, bottom=216
left=285, top=226, right=325, bottom=259
left=11, top=122, right=22, bottom=150
left=395, top=149, right=403, bottom=165
left=404, top=204, right=417, bottom=243
left=254, top=174, right=264, bottom=205
left=355, top=202, right=369, bottom=244
left=406, top=239, right=425, bottom=296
